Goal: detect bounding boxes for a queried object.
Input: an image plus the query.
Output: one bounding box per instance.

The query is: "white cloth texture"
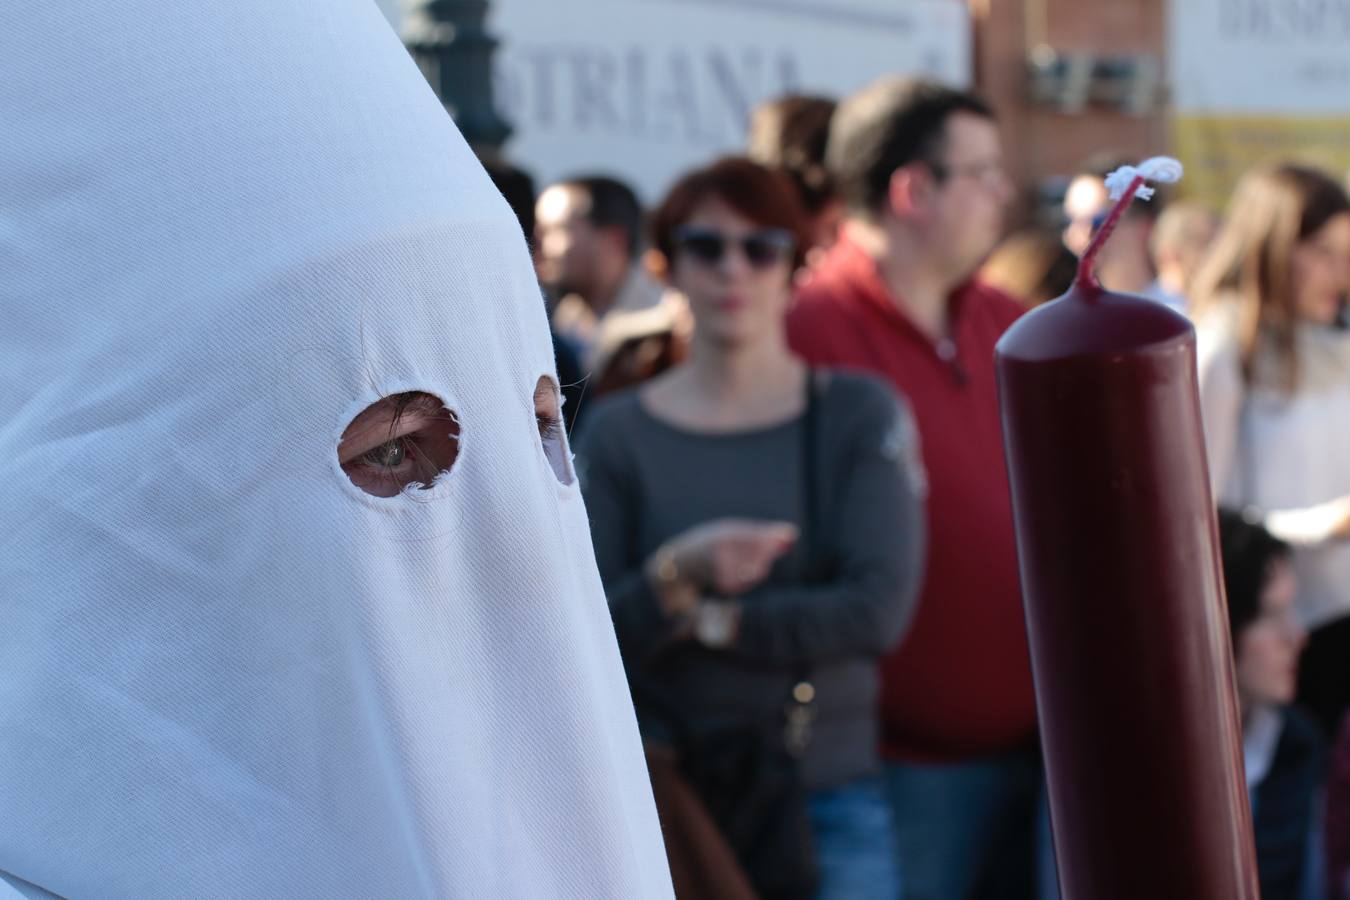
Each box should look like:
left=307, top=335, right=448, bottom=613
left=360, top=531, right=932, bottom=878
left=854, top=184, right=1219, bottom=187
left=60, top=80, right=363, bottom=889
left=0, top=2, right=672, bottom=898
left=1196, top=306, right=1350, bottom=629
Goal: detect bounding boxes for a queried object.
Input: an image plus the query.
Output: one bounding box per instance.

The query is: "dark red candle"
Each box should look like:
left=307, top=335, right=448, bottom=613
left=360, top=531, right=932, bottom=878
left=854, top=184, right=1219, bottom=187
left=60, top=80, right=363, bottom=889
left=995, top=174, right=1259, bottom=899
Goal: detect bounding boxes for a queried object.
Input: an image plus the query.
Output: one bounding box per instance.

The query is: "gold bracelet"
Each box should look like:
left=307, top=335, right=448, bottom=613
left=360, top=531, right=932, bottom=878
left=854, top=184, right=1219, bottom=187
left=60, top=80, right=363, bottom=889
left=650, top=545, right=680, bottom=587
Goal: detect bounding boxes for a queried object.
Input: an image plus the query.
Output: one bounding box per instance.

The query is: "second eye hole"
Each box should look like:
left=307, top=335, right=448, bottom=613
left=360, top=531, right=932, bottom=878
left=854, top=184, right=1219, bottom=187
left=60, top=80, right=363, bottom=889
left=534, top=375, right=573, bottom=486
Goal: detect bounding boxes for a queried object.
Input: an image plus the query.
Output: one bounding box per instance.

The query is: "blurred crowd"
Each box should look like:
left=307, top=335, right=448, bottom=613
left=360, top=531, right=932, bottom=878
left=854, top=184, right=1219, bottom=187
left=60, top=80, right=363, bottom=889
left=485, top=76, right=1350, bottom=900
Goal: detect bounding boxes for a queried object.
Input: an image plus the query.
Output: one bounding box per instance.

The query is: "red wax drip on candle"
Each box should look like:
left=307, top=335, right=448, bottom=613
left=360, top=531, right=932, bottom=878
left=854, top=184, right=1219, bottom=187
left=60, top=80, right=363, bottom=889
left=1074, top=174, right=1145, bottom=289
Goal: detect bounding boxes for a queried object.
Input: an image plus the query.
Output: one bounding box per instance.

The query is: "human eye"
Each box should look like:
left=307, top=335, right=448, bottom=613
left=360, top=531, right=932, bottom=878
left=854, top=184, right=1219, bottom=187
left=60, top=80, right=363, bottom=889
left=338, top=392, right=460, bottom=498
left=359, top=437, right=415, bottom=473
left=351, top=433, right=445, bottom=497
left=534, top=376, right=573, bottom=485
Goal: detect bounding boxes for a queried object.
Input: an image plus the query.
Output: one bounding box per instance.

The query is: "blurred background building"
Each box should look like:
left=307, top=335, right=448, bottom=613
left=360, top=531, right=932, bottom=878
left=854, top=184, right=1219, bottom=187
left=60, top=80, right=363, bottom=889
left=385, top=0, right=1350, bottom=224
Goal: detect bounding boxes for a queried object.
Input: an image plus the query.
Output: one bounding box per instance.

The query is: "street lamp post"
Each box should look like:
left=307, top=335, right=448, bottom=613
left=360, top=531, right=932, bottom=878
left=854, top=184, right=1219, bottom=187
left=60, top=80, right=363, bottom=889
left=407, top=0, right=512, bottom=159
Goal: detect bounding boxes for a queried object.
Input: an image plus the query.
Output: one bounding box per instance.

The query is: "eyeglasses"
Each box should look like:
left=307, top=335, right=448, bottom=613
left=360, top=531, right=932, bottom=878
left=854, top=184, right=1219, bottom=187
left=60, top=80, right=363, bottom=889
left=672, top=225, right=795, bottom=269
left=1064, top=208, right=1111, bottom=236
left=927, top=159, right=1009, bottom=191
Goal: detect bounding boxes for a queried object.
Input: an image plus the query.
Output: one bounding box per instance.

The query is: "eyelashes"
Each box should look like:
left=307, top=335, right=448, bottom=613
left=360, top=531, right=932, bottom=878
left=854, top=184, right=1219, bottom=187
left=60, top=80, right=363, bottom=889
left=355, top=413, right=562, bottom=476
left=354, top=435, right=443, bottom=493
left=537, top=411, right=563, bottom=443
left=533, top=376, right=573, bottom=486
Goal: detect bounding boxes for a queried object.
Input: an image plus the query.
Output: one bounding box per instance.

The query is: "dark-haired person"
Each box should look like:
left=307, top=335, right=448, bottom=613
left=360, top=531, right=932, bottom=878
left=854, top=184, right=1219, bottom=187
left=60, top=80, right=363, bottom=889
left=576, top=156, right=925, bottom=900
left=1061, top=153, right=1162, bottom=300
left=786, top=77, right=1041, bottom=898
left=480, top=158, right=587, bottom=431
left=1326, top=715, right=1350, bottom=900
left=1217, top=510, right=1324, bottom=900
left=536, top=175, right=666, bottom=362
left=978, top=228, right=1078, bottom=308
left=748, top=94, right=842, bottom=266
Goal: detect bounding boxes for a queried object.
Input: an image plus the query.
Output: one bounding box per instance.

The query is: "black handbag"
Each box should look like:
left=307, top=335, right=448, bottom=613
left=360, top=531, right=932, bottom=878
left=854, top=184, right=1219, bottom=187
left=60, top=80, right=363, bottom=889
left=636, top=369, right=825, bottom=900
left=675, top=693, right=819, bottom=900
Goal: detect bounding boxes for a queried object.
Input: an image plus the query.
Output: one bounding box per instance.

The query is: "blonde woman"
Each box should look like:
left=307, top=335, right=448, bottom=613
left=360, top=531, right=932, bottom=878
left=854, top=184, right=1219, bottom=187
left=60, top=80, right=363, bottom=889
left=1194, top=163, right=1350, bottom=739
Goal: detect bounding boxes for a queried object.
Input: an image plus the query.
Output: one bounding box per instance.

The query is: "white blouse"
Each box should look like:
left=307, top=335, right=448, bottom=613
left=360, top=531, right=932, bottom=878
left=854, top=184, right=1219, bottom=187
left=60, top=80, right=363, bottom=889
left=1197, top=307, right=1350, bottom=629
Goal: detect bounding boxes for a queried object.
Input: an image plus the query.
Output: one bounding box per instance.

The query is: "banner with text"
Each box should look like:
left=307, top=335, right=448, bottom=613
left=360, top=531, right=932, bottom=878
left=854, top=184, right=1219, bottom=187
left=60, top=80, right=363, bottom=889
left=489, top=0, right=971, bottom=201
left=1169, top=1, right=1350, bottom=210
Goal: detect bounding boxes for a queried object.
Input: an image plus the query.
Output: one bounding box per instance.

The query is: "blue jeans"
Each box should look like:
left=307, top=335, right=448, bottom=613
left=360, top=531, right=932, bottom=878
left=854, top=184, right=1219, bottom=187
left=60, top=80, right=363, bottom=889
left=885, top=751, right=1051, bottom=900
left=809, top=776, right=902, bottom=900
left=1036, top=780, right=1060, bottom=900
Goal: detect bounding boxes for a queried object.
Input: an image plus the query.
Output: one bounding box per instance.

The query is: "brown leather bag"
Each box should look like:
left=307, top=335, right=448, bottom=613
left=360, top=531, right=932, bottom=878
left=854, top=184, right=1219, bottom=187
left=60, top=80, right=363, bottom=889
left=645, top=743, right=760, bottom=900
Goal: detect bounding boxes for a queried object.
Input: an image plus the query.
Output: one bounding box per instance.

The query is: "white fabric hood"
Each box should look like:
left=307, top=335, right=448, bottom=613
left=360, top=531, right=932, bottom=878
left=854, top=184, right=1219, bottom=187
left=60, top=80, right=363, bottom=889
left=0, top=2, right=671, bottom=897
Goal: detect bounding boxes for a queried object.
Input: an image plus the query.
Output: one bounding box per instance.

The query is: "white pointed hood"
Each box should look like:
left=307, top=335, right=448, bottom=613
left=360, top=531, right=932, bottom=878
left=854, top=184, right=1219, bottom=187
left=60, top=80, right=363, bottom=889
left=0, top=2, right=671, bottom=897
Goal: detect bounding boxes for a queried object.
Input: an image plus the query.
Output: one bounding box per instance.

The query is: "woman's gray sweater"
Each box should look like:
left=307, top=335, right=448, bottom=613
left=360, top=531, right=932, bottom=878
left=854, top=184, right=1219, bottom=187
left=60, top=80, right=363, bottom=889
left=575, top=370, right=925, bottom=790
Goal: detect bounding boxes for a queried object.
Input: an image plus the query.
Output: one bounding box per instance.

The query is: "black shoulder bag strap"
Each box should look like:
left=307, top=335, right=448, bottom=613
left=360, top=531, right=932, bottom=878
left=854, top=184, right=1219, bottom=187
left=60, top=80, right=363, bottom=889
left=784, top=368, right=821, bottom=758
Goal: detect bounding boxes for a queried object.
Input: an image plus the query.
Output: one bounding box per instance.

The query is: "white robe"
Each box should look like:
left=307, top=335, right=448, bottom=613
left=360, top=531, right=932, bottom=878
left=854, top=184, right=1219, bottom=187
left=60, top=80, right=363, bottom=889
left=0, top=2, right=672, bottom=897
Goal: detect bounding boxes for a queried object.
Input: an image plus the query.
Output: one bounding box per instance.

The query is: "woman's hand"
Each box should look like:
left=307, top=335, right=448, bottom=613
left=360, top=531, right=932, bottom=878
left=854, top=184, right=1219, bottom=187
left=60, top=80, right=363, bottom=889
left=1329, top=494, right=1350, bottom=541
left=645, top=519, right=798, bottom=616
left=1265, top=494, right=1350, bottom=546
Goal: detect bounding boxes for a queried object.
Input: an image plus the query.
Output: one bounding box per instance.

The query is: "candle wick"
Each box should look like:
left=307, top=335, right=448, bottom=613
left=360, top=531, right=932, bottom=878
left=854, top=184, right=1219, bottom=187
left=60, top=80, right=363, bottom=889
left=1075, top=174, right=1145, bottom=290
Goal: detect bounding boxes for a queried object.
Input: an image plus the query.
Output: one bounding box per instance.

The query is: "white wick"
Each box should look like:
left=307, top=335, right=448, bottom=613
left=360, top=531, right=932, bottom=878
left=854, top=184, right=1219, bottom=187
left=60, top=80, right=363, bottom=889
left=1103, top=156, right=1184, bottom=202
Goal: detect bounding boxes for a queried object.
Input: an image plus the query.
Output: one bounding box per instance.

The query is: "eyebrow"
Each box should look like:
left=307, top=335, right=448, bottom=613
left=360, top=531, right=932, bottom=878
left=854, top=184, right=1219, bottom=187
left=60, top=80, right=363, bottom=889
left=338, top=392, right=457, bottom=463
left=391, top=391, right=449, bottom=424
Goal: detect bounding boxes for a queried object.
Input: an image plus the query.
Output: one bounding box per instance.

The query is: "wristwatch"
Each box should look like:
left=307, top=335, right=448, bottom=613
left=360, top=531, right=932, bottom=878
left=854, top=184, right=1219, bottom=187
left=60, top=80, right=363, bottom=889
left=694, top=601, right=740, bottom=648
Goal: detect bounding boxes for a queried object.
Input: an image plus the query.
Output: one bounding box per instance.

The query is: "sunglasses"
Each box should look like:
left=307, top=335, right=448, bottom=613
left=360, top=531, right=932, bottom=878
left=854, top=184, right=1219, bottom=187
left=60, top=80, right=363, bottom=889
left=1068, top=209, right=1111, bottom=233
left=672, top=225, right=795, bottom=269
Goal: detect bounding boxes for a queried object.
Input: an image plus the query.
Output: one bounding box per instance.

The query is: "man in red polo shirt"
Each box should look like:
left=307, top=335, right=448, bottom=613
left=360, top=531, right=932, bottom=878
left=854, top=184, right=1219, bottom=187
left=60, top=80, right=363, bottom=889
left=787, top=78, right=1042, bottom=898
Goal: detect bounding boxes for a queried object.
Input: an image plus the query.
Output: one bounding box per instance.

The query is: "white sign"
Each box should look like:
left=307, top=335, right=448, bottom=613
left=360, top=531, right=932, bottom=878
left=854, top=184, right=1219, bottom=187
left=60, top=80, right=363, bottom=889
left=1170, top=0, right=1350, bottom=113
left=488, top=0, right=971, bottom=201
